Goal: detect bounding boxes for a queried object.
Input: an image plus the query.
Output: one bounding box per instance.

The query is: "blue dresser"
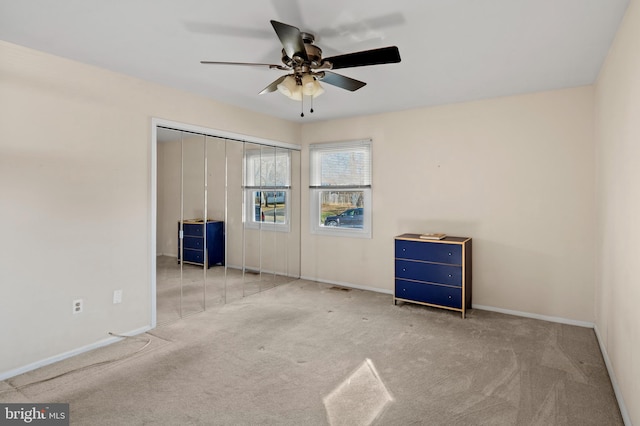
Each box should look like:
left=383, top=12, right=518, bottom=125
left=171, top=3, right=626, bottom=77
left=394, top=234, right=472, bottom=318
left=178, top=220, right=224, bottom=268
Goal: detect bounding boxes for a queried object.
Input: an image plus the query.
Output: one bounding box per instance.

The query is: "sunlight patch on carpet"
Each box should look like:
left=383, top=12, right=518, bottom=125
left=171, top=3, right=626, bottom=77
left=323, top=358, right=393, bottom=426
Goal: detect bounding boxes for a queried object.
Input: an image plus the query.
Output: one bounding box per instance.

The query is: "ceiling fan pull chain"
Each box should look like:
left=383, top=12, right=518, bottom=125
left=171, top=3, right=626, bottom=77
left=300, top=95, right=304, bottom=117
left=310, top=95, right=314, bottom=114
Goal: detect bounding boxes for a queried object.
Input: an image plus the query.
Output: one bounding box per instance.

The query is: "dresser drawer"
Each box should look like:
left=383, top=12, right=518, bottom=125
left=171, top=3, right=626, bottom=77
left=395, top=279, right=462, bottom=309
left=395, top=260, right=462, bottom=287
left=183, top=236, right=204, bottom=250
left=395, top=240, right=462, bottom=265
left=183, top=249, right=204, bottom=264
left=182, top=222, right=205, bottom=237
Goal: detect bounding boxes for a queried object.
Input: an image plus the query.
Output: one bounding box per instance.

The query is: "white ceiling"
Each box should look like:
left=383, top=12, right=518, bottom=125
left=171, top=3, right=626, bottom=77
left=0, top=0, right=629, bottom=123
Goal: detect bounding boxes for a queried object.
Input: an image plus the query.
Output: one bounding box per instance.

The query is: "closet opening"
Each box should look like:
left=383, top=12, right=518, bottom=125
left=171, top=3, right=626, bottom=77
left=150, top=119, right=301, bottom=326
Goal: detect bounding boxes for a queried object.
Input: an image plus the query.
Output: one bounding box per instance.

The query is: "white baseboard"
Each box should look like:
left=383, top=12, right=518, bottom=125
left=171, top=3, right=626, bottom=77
left=299, top=276, right=394, bottom=295
left=157, top=252, right=177, bottom=258
left=593, top=325, right=631, bottom=426
left=0, top=325, right=152, bottom=381
left=472, top=304, right=595, bottom=328
left=298, top=278, right=596, bottom=328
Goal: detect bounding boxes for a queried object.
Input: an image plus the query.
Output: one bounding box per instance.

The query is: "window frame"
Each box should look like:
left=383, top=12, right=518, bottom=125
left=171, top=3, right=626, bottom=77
left=243, top=148, right=291, bottom=232
left=244, top=189, right=291, bottom=232
left=309, top=140, right=372, bottom=238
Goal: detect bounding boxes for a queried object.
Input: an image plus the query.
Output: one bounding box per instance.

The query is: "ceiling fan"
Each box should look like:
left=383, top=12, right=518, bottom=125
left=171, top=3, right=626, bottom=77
left=201, top=20, right=401, bottom=116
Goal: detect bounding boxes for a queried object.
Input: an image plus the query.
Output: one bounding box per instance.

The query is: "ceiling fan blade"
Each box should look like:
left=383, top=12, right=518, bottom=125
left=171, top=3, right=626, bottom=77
left=270, top=20, right=309, bottom=62
left=259, top=75, right=288, bottom=94
left=323, top=46, right=401, bottom=70
left=319, top=71, right=366, bottom=92
left=200, top=61, right=287, bottom=70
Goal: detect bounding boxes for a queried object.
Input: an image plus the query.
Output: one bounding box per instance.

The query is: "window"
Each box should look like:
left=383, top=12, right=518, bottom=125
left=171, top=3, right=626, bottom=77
left=309, top=140, right=372, bottom=238
left=244, top=148, right=291, bottom=231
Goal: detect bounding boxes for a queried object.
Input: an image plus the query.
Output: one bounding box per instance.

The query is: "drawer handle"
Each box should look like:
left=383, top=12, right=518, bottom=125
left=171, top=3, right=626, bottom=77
left=448, top=274, right=452, bottom=278
left=448, top=295, right=452, bottom=299
left=402, top=248, right=406, bottom=252
left=448, top=252, right=452, bottom=256
left=402, top=268, right=406, bottom=272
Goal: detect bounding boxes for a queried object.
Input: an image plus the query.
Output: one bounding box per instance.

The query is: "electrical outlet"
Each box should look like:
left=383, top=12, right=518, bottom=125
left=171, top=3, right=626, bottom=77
left=73, top=299, right=83, bottom=314
left=113, top=290, right=123, bottom=304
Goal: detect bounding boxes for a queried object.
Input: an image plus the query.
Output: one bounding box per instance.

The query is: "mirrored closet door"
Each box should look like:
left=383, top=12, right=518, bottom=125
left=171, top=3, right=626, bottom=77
left=156, top=127, right=300, bottom=325
left=243, top=144, right=301, bottom=295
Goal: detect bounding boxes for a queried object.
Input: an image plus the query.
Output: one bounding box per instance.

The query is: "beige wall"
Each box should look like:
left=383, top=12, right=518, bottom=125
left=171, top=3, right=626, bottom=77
left=157, top=139, right=181, bottom=257
left=301, top=86, right=596, bottom=323
left=594, top=0, right=640, bottom=423
left=0, top=40, right=299, bottom=375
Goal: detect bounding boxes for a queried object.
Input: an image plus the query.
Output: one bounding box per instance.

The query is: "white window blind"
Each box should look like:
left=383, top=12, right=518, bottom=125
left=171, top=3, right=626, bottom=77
left=309, top=140, right=371, bottom=188
left=309, top=139, right=372, bottom=238
left=244, top=148, right=291, bottom=231
left=245, top=148, right=291, bottom=189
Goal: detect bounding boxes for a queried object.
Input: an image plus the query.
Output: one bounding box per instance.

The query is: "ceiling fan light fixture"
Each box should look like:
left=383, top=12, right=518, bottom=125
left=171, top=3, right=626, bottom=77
left=277, top=75, right=302, bottom=100
left=311, top=80, right=324, bottom=98
left=301, top=74, right=324, bottom=98
left=301, top=74, right=315, bottom=95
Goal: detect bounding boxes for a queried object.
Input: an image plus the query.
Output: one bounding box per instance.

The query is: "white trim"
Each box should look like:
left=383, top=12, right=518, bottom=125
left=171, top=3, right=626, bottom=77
left=300, top=276, right=394, bottom=295
left=472, top=304, right=595, bottom=328
left=297, top=279, right=596, bottom=328
left=157, top=252, right=178, bottom=258
left=0, top=326, right=152, bottom=381
left=593, top=325, right=631, bottom=426
left=244, top=189, right=292, bottom=232
left=152, top=118, right=301, bottom=151
left=150, top=122, right=158, bottom=328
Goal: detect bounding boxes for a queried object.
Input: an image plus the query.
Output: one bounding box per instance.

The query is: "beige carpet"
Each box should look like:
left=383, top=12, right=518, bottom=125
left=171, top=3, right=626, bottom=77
left=156, top=255, right=294, bottom=325
left=1, top=280, right=623, bottom=425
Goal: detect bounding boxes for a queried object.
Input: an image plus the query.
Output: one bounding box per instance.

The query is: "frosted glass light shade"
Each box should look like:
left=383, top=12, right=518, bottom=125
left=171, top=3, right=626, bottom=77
left=301, top=74, right=324, bottom=98
left=311, top=81, right=324, bottom=98
left=301, top=74, right=315, bottom=95
left=277, top=76, right=302, bottom=100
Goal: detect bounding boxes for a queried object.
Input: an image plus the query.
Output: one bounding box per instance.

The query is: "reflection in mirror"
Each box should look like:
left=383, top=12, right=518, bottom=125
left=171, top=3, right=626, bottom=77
left=242, top=142, right=264, bottom=297
left=156, top=124, right=301, bottom=324
left=156, top=128, right=183, bottom=324
left=261, top=145, right=286, bottom=290
left=279, top=148, right=301, bottom=284
left=224, top=140, right=245, bottom=303
left=179, top=134, right=206, bottom=318
left=205, top=136, right=227, bottom=308
left=259, top=145, right=276, bottom=293
left=248, top=145, right=300, bottom=290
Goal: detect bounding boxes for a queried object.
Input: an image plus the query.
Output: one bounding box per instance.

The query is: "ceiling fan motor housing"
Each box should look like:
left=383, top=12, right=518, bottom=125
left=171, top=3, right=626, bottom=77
left=281, top=32, right=323, bottom=70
